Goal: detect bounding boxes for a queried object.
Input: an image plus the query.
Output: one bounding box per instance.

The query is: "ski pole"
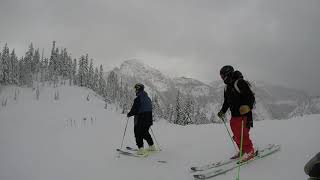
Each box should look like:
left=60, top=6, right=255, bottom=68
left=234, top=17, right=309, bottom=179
left=150, top=127, right=162, bottom=151
left=220, top=116, right=239, bottom=151
left=120, top=117, right=129, bottom=150
left=236, top=117, right=245, bottom=180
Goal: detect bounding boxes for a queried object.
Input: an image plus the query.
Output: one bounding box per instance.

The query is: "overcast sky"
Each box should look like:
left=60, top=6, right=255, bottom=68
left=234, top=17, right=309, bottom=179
left=1, top=0, right=320, bottom=95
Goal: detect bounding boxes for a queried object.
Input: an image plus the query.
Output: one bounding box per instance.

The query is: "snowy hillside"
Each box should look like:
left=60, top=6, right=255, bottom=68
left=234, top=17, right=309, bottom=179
left=0, top=85, right=319, bottom=180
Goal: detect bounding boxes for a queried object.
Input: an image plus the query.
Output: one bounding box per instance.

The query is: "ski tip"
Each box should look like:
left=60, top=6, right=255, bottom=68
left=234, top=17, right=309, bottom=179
left=157, top=160, right=167, bottom=163
left=191, top=167, right=201, bottom=171
left=193, top=174, right=206, bottom=179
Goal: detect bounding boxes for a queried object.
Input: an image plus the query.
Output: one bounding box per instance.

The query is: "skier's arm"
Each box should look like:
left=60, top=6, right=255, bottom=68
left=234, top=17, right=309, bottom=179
left=127, top=97, right=140, bottom=117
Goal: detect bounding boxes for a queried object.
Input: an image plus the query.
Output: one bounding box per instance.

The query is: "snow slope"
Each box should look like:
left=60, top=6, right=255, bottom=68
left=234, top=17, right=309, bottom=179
left=0, top=85, right=319, bottom=180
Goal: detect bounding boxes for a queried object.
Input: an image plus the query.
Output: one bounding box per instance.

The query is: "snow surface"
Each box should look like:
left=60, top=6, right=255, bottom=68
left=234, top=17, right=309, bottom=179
left=0, top=85, right=319, bottom=180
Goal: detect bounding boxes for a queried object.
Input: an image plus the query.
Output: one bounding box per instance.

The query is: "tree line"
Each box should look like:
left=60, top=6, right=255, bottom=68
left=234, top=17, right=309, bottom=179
left=0, top=41, right=213, bottom=125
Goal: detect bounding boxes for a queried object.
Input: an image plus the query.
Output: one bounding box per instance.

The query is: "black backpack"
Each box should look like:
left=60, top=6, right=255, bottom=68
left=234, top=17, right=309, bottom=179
left=233, top=71, right=256, bottom=109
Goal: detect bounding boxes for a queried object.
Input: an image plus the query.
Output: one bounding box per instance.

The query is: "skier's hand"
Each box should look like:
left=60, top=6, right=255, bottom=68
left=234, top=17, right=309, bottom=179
left=239, top=105, right=250, bottom=115
left=217, top=111, right=225, bottom=120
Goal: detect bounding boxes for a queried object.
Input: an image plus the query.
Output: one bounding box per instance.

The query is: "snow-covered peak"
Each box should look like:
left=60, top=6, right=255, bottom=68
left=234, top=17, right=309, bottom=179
left=173, top=77, right=211, bottom=97
left=174, top=77, right=205, bottom=86
left=108, top=60, right=320, bottom=121
left=120, top=59, right=163, bottom=76
left=115, top=59, right=172, bottom=92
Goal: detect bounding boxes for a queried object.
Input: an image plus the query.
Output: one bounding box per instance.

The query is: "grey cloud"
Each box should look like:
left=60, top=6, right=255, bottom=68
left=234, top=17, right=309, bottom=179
left=0, top=0, right=319, bottom=95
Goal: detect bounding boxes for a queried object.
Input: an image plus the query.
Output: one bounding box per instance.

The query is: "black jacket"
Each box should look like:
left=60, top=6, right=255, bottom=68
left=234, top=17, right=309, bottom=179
left=127, top=91, right=153, bottom=126
left=220, top=72, right=255, bottom=127
left=221, top=78, right=255, bottom=116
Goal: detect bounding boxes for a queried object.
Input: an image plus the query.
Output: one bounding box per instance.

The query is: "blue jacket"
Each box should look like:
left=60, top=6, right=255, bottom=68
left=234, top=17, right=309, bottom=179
left=127, top=91, right=153, bottom=125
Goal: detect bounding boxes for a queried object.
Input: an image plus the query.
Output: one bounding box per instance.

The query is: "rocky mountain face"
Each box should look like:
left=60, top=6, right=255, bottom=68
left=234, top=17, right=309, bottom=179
left=107, top=59, right=320, bottom=124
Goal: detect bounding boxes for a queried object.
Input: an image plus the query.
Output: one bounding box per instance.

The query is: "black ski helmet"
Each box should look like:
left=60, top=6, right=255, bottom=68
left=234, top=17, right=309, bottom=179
left=220, top=65, right=234, bottom=84
left=134, top=83, right=144, bottom=91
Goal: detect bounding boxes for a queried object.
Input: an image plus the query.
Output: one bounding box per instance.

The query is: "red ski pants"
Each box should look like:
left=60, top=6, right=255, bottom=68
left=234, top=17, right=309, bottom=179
left=230, top=116, right=254, bottom=153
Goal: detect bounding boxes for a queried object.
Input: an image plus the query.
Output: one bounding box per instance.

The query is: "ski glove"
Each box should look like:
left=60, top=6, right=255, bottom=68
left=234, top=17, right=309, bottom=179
left=217, top=111, right=225, bottom=120
left=239, top=105, right=250, bottom=115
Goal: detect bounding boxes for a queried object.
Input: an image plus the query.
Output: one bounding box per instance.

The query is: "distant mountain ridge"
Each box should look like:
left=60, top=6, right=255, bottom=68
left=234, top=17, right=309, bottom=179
left=106, top=59, right=320, bottom=124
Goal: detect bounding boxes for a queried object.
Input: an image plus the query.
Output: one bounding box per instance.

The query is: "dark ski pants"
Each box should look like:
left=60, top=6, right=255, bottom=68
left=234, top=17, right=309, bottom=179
left=230, top=116, right=254, bottom=154
left=134, top=122, right=154, bottom=149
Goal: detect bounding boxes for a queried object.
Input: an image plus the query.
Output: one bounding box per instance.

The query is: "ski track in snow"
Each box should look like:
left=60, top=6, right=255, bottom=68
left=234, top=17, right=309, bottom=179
left=0, top=85, right=319, bottom=180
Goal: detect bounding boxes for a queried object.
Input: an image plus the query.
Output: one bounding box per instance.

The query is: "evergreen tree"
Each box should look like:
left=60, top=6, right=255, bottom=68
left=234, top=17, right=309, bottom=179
left=43, top=58, right=49, bottom=82
left=60, top=48, right=69, bottom=80
left=98, top=65, right=106, bottom=96
left=182, top=95, right=194, bottom=125
left=10, top=49, right=19, bottom=85
left=83, top=54, right=89, bottom=87
left=18, top=57, right=24, bottom=85
left=78, top=55, right=85, bottom=86
left=1, top=43, right=10, bottom=84
left=72, top=59, right=77, bottom=85
left=88, top=59, right=94, bottom=89
left=23, top=44, right=34, bottom=86
left=33, top=48, right=40, bottom=74
left=174, top=90, right=184, bottom=125
left=93, top=67, right=99, bottom=92
left=106, top=71, right=119, bottom=103
left=194, top=106, right=208, bottom=124
left=48, top=41, right=56, bottom=82
left=152, top=94, right=163, bottom=121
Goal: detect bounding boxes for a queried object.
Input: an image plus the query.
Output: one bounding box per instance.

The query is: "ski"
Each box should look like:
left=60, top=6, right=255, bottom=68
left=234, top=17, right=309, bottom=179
left=193, top=144, right=281, bottom=179
left=190, top=144, right=275, bottom=171
left=126, top=146, right=159, bottom=154
left=191, top=157, right=239, bottom=171
left=126, top=146, right=138, bottom=151
left=116, top=149, right=148, bottom=158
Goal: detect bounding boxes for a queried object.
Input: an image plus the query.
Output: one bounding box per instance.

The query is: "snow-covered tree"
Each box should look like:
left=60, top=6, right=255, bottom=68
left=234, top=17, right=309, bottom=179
left=78, top=55, right=85, bottom=86
left=165, top=104, right=175, bottom=123
left=98, top=65, right=106, bottom=96
left=182, top=94, right=195, bottom=125
left=106, top=71, right=119, bottom=102
left=83, top=54, right=89, bottom=87
left=72, top=59, right=77, bottom=85
left=152, top=94, right=163, bottom=121
left=33, top=48, right=40, bottom=75
left=10, top=49, right=19, bottom=85
left=88, top=59, right=94, bottom=89
left=174, top=90, right=185, bottom=125
left=194, top=106, right=208, bottom=124
left=93, top=67, right=99, bottom=92
left=23, top=43, right=34, bottom=86
left=48, top=41, right=57, bottom=82
left=1, top=43, right=10, bottom=84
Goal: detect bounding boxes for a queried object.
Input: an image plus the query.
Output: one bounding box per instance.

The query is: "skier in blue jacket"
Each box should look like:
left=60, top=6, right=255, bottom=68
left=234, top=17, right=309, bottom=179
left=127, top=83, right=156, bottom=155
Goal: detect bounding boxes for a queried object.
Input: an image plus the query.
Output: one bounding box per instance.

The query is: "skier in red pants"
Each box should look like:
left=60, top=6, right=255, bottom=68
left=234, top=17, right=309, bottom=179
left=217, top=65, right=256, bottom=162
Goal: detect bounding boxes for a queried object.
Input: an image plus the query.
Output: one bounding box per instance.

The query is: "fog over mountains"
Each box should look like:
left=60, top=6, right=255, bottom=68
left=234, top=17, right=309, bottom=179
left=107, top=60, right=320, bottom=123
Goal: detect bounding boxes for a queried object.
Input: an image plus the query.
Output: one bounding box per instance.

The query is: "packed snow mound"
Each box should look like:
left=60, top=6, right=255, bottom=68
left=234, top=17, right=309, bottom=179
left=0, top=85, right=319, bottom=180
